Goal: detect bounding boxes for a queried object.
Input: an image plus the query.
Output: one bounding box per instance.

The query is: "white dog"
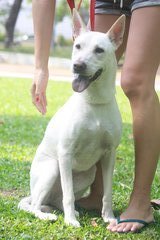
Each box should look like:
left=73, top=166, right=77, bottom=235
left=18, top=9, right=125, bottom=227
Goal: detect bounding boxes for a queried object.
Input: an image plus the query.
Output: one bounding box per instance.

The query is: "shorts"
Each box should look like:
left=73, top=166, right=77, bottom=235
left=95, top=0, right=160, bottom=16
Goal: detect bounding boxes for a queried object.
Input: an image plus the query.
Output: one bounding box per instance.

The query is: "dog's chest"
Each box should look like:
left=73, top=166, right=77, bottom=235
left=71, top=116, right=114, bottom=171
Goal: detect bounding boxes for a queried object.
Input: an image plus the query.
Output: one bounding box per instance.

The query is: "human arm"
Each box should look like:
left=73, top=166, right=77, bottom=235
left=31, top=0, right=56, bottom=114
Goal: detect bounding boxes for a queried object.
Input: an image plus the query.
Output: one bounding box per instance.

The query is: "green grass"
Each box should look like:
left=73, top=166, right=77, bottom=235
left=0, top=77, right=160, bottom=239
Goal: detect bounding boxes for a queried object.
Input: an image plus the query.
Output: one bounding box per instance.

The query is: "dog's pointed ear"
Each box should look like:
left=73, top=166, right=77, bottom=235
left=107, top=15, right=126, bottom=50
left=72, top=8, right=88, bottom=38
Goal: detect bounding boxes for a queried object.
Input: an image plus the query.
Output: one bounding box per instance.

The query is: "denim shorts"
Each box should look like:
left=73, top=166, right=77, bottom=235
left=95, top=0, right=160, bottom=16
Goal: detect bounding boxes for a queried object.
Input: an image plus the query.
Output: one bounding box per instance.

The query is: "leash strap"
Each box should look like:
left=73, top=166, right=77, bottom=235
left=67, top=0, right=75, bottom=11
left=90, top=0, right=95, bottom=31
left=67, top=0, right=95, bottom=31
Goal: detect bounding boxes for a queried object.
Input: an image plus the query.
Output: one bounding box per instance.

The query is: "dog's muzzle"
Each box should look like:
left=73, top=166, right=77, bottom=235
left=72, top=68, right=103, bottom=93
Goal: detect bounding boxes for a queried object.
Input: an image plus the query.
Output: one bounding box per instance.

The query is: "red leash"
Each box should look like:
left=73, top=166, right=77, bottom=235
left=67, top=0, right=95, bottom=31
left=67, top=0, right=75, bottom=10
left=90, top=0, right=95, bottom=31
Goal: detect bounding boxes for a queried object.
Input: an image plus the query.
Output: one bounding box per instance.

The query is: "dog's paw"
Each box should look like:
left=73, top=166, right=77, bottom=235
left=65, top=217, right=80, bottom=227
left=35, top=210, right=57, bottom=221
left=103, top=215, right=115, bottom=223
left=102, top=211, right=115, bottom=223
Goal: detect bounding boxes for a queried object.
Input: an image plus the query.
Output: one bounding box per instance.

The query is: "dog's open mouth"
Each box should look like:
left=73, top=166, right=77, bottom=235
left=72, top=68, right=103, bottom=93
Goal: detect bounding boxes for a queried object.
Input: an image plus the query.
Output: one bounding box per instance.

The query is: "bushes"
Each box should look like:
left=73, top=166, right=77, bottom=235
left=56, top=35, right=72, bottom=47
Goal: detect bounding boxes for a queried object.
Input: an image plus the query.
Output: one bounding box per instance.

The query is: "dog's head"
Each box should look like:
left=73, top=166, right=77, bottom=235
left=71, top=9, right=125, bottom=93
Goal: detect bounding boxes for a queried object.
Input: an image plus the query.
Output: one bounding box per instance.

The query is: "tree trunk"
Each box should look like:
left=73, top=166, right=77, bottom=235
left=5, top=0, right=23, bottom=48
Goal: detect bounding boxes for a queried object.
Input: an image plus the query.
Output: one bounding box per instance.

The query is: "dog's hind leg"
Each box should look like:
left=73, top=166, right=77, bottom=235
left=73, top=165, right=97, bottom=200
left=30, top=154, right=59, bottom=221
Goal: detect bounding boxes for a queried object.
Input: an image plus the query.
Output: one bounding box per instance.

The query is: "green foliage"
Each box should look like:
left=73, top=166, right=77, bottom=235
left=56, top=35, right=72, bottom=47
left=0, top=2, right=10, bottom=24
left=56, top=0, right=70, bottom=22
left=0, top=77, right=160, bottom=239
left=0, top=33, right=5, bottom=41
left=56, top=0, right=89, bottom=22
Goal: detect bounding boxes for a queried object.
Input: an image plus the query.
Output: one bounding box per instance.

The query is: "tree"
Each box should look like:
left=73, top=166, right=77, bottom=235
left=5, top=0, right=23, bottom=48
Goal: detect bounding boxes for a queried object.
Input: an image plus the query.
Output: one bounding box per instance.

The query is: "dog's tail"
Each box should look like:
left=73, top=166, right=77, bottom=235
left=18, top=196, right=32, bottom=213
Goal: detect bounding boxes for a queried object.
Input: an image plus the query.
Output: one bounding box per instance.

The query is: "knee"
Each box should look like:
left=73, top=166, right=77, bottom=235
left=121, top=66, right=153, bottom=100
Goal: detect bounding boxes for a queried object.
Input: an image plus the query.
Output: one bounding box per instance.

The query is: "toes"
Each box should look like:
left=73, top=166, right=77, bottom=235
left=107, top=222, right=145, bottom=233
left=120, top=223, right=134, bottom=232
left=109, top=223, right=126, bottom=232
left=131, top=223, right=144, bottom=232
left=110, top=223, right=133, bottom=233
left=107, top=219, right=117, bottom=230
left=116, top=223, right=128, bottom=232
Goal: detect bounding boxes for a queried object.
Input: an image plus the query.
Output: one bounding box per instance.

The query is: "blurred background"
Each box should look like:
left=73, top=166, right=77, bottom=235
left=0, top=0, right=89, bottom=80
left=0, top=0, right=160, bottom=87
left=0, top=0, right=90, bottom=54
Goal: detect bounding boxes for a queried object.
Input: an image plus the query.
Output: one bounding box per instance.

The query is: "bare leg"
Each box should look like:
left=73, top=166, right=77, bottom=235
left=76, top=14, right=130, bottom=210
left=76, top=161, right=103, bottom=211
left=108, top=7, right=160, bottom=232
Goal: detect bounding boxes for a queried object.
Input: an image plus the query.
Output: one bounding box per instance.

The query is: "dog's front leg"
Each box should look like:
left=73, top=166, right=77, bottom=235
left=58, top=151, right=80, bottom=227
left=101, top=148, right=116, bottom=223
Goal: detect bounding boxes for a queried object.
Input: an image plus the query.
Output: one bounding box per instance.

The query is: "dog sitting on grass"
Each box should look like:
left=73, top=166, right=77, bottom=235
left=18, top=9, right=125, bottom=227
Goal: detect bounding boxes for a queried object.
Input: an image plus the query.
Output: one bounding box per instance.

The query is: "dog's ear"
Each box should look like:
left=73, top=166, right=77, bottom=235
left=107, top=15, right=126, bottom=50
left=72, top=8, right=88, bottom=38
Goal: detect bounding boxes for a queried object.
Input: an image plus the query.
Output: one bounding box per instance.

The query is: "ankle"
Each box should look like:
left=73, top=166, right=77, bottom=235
left=129, top=191, right=151, bottom=210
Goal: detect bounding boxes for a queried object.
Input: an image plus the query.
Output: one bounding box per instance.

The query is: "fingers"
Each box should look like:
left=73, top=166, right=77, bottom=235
left=31, top=68, right=49, bottom=115
left=35, top=93, right=47, bottom=115
left=31, top=83, right=47, bottom=115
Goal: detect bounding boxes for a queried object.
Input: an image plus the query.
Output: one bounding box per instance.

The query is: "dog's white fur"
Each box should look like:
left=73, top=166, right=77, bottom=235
left=18, top=10, right=125, bottom=227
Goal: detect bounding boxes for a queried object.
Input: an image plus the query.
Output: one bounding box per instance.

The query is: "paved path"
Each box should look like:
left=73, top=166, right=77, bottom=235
left=0, top=63, right=72, bottom=82
left=0, top=51, right=160, bottom=90
left=0, top=52, right=72, bottom=81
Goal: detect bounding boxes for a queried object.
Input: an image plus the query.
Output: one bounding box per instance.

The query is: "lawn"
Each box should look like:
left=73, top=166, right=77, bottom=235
left=0, top=77, right=160, bottom=240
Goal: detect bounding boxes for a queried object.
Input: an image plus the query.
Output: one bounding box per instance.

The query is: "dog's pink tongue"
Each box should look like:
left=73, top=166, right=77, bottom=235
left=72, top=75, right=90, bottom=93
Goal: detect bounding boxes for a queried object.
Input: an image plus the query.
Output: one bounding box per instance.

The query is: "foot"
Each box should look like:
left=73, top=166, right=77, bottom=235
left=76, top=194, right=102, bottom=212
left=35, top=210, right=57, bottom=221
left=107, top=203, right=154, bottom=233
left=64, top=217, right=80, bottom=227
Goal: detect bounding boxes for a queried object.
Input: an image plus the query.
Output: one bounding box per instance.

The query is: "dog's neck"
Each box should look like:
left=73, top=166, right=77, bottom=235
left=74, top=57, right=117, bottom=105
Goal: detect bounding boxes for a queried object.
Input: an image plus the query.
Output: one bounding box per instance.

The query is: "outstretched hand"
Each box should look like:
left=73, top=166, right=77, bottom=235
left=31, top=68, right=49, bottom=115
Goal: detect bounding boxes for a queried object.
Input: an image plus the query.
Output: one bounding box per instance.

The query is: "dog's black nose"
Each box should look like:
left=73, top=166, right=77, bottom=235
left=73, top=62, right=87, bottom=73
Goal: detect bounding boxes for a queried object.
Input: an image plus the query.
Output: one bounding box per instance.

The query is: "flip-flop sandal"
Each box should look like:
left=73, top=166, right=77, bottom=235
left=151, top=199, right=160, bottom=210
left=116, top=216, right=154, bottom=232
left=117, top=216, right=149, bottom=226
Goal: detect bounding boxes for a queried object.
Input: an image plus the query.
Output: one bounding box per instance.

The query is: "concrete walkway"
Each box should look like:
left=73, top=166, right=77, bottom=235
left=0, top=51, right=160, bottom=90
left=0, top=63, right=72, bottom=82
left=0, top=51, right=72, bottom=81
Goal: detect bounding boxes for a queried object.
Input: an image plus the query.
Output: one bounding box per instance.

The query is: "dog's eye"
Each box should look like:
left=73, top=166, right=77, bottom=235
left=75, top=44, right=81, bottom=49
left=94, top=47, right=104, bottom=54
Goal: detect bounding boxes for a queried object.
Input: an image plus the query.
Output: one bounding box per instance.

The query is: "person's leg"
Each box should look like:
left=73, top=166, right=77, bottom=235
left=95, top=14, right=130, bottom=61
left=108, top=6, right=160, bottom=232
left=76, top=14, right=130, bottom=210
